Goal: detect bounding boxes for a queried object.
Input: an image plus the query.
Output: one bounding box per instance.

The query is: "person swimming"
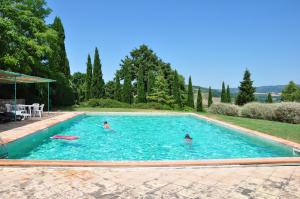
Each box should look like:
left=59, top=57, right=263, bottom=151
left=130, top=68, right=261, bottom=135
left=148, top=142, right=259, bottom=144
left=184, top=133, right=192, bottom=143
left=103, top=121, right=110, bottom=129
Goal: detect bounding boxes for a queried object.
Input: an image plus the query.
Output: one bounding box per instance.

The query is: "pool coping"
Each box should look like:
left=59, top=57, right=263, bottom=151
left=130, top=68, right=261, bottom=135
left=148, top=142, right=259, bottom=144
left=1, top=111, right=300, bottom=167
left=0, top=112, right=83, bottom=144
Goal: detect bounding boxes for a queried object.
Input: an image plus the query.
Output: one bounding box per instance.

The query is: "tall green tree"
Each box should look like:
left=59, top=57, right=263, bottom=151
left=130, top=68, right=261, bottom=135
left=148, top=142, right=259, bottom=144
left=196, top=89, right=203, bottom=112
left=172, top=70, right=182, bottom=107
left=147, top=70, right=155, bottom=95
left=70, top=72, right=86, bottom=103
left=187, top=76, right=194, bottom=108
left=235, top=69, right=256, bottom=105
left=226, top=85, right=231, bottom=103
left=104, top=81, right=115, bottom=99
left=208, top=86, right=213, bottom=107
left=147, top=71, right=174, bottom=105
left=221, top=81, right=227, bottom=103
left=122, top=65, right=133, bottom=104
left=85, top=54, right=93, bottom=100
left=50, top=17, right=70, bottom=78
left=137, top=66, right=146, bottom=102
left=114, top=74, right=122, bottom=101
left=282, top=81, right=300, bottom=102
left=266, top=93, right=273, bottom=103
left=91, top=48, right=105, bottom=98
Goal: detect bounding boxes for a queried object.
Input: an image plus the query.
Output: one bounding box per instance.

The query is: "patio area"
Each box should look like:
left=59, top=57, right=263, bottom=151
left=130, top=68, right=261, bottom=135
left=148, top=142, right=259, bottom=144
left=0, top=112, right=62, bottom=133
left=0, top=165, right=299, bottom=199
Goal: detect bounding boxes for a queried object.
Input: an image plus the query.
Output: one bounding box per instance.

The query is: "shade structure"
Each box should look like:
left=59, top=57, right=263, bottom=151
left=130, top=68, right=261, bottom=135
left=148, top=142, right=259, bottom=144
left=0, top=69, right=56, bottom=120
left=0, top=70, right=55, bottom=84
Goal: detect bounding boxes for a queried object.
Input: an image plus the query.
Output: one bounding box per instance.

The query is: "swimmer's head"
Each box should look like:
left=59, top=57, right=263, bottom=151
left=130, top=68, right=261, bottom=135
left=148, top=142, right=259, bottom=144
left=104, top=121, right=108, bottom=125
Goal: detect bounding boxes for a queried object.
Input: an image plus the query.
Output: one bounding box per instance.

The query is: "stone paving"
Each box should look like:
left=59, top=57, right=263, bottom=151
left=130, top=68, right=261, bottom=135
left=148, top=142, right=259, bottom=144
left=0, top=165, right=299, bottom=199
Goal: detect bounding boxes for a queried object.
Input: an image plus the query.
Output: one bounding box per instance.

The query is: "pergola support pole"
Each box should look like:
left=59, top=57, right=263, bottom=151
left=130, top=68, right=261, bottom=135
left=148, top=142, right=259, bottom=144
left=47, top=82, right=50, bottom=115
left=14, top=77, right=16, bottom=121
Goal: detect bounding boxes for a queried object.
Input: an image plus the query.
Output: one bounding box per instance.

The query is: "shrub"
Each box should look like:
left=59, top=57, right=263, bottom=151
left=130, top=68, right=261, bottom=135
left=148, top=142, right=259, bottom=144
left=240, top=102, right=277, bottom=120
left=86, top=98, right=130, bottom=108
left=208, top=103, right=239, bottom=116
left=275, top=102, right=300, bottom=124
left=133, top=102, right=172, bottom=110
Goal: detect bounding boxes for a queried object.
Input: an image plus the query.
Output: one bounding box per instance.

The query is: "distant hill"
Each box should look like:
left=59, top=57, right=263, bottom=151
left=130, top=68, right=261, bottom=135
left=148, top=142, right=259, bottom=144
left=193, top=85, right=289, bottom=95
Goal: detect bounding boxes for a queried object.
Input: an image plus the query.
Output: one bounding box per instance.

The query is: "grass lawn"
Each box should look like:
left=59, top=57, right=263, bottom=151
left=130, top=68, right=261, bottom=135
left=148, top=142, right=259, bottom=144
left=57, top=106, right=300, bottom=144
left=200, top=112, right=300, bottom=144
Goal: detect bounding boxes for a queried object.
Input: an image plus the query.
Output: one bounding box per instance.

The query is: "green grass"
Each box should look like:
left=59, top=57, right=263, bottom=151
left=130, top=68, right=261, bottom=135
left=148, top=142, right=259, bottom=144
left=56, top=106, right=300, bottom=144
left=199, top=112, right=300, bottom=144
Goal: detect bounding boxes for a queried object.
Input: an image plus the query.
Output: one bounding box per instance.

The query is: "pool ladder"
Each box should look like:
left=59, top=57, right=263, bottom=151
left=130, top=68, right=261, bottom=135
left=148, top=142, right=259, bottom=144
left=0, top=137, right=8, bottom=159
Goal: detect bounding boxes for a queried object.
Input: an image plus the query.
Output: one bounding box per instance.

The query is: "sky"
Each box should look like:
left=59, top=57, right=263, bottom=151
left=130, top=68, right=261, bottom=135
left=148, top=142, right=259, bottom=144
left=46, top=0, right=300, bottom=88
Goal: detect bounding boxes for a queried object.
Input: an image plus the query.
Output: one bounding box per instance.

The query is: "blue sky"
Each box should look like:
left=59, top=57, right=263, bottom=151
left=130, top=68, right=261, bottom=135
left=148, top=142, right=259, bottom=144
left=46, top=0, right=300, bottom=88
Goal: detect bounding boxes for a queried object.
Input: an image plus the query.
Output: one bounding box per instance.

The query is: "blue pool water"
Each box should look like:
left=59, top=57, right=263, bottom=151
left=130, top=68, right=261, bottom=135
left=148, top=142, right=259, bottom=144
left=7, top=114, right=298, bottom=160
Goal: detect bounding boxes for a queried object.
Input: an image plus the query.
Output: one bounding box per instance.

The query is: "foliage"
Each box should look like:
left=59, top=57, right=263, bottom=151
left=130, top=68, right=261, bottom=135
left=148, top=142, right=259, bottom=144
left=114, top=74, right=122, bottom=101
left=51, top=72, right=74, bottom=106
left=137, top=65, right=146, bottom=102
left=235, top=69, right=256, bottom=105
left=208, top=103, right=239, bottom=116
left=91, top=48, right=105, bottom=98
left=85, top=98, right=129, bottom=108
left=70, top=72, right=86, bottom=104
left=196, top=89, right=203, bottom=112
left=133, top=102, right=172, bottom=110
left=208, top=86, right=213, bottom=107
left=221, top=81, right=227, bottom=103
left=85, top=54, right=93, bottom=100
left=226, top=85, right=231, bottom=103
left=240, top=102, right=277, bottom=120
left=104, top=80, right=115, bottom=99
left=281, top=81, right=300, bottom=102
left=275, top=102, right=300, bottom=124
left=49, top=17, right=70, bottom=78
left=187, top=76, right=194, bottom=108
left=172, top=70, right=182, bottom=108
left=147, top=71, right=175, bottom=105
left=122, top=65, right=133, bottom=104
left=266, top=93, right=273, bottom=103
left=116, top=45, right=186, bottom=101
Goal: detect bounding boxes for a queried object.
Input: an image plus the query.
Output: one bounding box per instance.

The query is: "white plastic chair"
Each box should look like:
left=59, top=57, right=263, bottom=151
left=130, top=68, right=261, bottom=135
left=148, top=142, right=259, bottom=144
left=32, top=104, right=39, bottom=117
left=17, top=105, right=31, bottom=119
left=5, top=104, right=11, bottom=112
left=35, top=104, right=44, bottom=118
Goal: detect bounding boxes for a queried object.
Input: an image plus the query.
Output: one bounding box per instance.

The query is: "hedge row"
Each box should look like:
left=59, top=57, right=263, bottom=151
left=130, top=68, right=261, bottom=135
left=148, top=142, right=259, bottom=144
left=208, top=102, right=300, bottom=124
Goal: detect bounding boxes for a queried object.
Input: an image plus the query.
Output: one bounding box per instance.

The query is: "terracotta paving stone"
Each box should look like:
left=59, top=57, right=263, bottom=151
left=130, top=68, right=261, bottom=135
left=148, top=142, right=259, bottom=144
left=0, top=165, right=300, bottom=198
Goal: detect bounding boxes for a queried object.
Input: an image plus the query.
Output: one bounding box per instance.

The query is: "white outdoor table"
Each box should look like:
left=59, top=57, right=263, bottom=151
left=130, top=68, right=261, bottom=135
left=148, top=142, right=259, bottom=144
left=17, top=104, right=34, bottom=117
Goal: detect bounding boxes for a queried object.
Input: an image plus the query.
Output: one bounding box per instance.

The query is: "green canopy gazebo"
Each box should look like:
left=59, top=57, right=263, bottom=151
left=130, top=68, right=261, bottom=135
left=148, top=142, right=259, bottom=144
left=0, top=69, right=56, bottom=120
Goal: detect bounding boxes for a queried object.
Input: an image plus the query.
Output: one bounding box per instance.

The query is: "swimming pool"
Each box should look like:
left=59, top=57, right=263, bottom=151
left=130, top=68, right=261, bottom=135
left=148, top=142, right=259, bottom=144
left=6, top=114, right=299, bottom=160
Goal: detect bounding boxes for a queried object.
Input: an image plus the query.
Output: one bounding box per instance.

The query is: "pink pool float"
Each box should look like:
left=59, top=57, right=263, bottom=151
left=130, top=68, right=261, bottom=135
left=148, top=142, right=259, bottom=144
left=51, top=135, right=79, bottom=140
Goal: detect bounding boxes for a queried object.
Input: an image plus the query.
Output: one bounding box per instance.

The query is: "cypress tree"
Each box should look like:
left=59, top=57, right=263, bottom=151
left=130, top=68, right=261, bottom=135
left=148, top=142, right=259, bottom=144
left=208, top=86, right=213, bottom=107
left=51, top=17, right=70, bottom=78
left=114, top=73, right=122, bottom=101
left=235, top=69, right=256, bottom=105
left=226, top=85, right=231, bottom=103
left=85, top=54, right=92, bottom=100
left=266, top=93, right=273, bottom=103
left=122, top=66, right=133, bottom=104
left=196, top=89, right=203, bottom=112
left=221, top=81, right=227, bottom=103
left=187, top=76, right=194, bottom=108
left=147, top=71, right=174, bottom=105
left=91, top=47, right=105, bottom=98
left=147, top=70, right=155, bottom=96
left=137, top=65, right=146, bottom=102
left=173, top=70, right=182, bottom=107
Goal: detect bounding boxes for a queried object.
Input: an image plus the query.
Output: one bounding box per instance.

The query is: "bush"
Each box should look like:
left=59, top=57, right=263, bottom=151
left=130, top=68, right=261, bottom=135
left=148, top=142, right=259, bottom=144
left=208, top=103, right=239, bottom=116
left=240, top=102, right=278, bottom=120
left=133, top=102, right=173, bottom=110
left=85, top=98, right=130, bottom=108
left=275, top=102, right=300, bottom=124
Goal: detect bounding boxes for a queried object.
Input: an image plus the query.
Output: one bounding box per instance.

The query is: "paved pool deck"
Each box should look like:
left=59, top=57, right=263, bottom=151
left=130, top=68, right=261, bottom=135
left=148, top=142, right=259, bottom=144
left=0, top=165, right=299, bottom=199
